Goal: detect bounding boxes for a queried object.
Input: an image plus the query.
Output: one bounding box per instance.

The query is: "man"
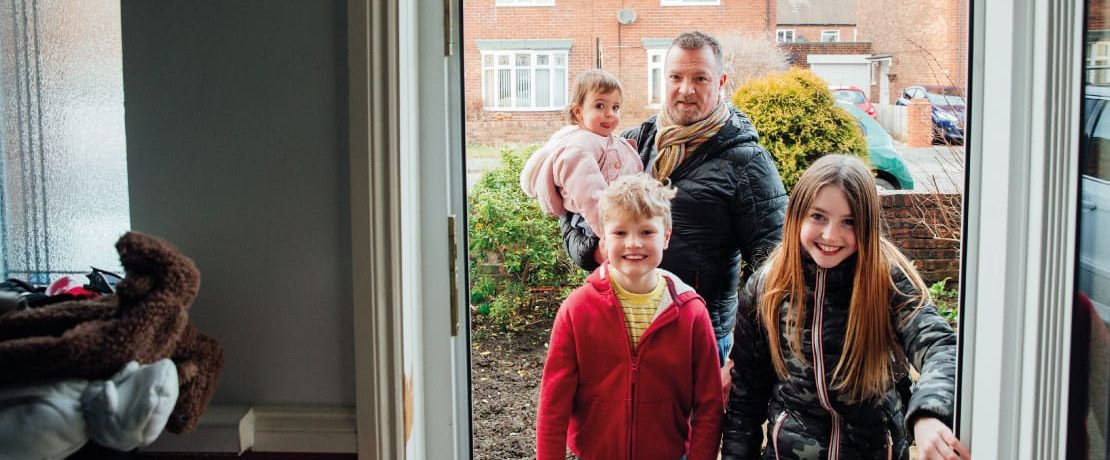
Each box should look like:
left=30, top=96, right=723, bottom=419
left=561, top=31, right=787, bottom=369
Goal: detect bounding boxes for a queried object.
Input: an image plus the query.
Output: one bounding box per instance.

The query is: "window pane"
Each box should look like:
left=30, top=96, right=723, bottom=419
left=0, top=0, right=129, bottom=282
left=1072, top=1, right=1110, bottom=457
left=553, top=68, right=566, bottom=106
left=483, top=69, right=495, bottom=107
left=483, top=54, right=493, bottom=67
left=515, top=68, right=531, bottom=108
left=498, top=68, right=512, bottom=107
left=535, top=68, right=550, bottom=107
left=651, top=68, right=662, bottom=104
left=515, top=53, right=530, bottom=67
left=498, top=54, right=510, bottom=66
left=537, top=54, right=549, bottom=66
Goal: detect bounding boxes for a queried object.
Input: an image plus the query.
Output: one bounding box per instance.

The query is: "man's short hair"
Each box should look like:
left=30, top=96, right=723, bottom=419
left=671, top=31, right=723, bottom=73
left=598, top=174, right=678, bottom=230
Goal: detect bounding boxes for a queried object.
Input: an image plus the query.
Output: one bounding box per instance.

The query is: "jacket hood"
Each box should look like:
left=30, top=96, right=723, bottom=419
left=586, top=263, right=700, bottom=305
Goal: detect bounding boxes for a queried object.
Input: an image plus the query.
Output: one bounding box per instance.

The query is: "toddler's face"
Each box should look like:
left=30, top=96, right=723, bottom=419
left=799, top=185, right=858, bottom=269
left=574, top=89, right=621, bottom=137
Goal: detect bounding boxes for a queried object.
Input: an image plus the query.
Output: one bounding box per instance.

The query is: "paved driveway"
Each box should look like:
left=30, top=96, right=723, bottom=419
left=897, top=144, right=965, bottom=194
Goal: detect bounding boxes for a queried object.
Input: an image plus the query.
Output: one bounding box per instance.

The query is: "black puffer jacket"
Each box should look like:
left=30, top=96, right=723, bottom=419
left=560, top=106, right=788, bottom=339
left=722, top=256, right=959, bottom=460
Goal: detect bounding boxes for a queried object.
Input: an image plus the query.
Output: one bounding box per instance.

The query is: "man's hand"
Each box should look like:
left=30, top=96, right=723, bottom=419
left=914, top=417, right=970, bottom=459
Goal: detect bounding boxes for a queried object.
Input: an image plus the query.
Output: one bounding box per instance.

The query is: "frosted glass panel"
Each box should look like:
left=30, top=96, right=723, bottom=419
left=0, top=0, right=129, bottom=282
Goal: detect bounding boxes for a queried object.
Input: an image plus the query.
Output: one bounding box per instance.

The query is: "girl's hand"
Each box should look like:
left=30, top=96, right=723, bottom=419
left=914, top=417, right=970, bottom=459
left=720, top=358, right=733, bottom=405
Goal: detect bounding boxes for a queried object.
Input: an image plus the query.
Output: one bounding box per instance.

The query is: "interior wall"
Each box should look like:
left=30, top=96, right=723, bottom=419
left=120, top=0, right=353, bottom=406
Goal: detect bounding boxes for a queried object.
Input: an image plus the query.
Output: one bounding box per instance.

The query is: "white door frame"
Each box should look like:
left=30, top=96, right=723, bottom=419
left=960, top=0, right=1082, bottom=457
left=353, top=0, right=1092, bottom=457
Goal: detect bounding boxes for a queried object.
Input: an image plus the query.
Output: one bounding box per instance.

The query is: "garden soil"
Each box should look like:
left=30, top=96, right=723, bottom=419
left=471, top=313, right=555, bottom=460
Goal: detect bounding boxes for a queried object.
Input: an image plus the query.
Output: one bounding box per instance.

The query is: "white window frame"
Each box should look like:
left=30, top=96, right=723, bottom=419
left=660, top=0, right=720, bottom=6
left=820, top=30, right=841, bottom=42
left=480, top=50, right=568, bottom=111
left=494, top=0, right=554, bottom=6
left=776, top=29, right=796, bottom=43
left=1087, top=40, right=1110, bottom=84
left=647, top=49, right=666, bottom=108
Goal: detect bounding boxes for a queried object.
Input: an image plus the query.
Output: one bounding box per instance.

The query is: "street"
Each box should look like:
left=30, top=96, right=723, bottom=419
left=897, top=144, right=966, bottom=194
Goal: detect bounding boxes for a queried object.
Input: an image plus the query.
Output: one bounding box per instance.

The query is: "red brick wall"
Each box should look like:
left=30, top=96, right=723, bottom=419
left=905, top=98, right=933, bottom=147
left=777, top=25, right=858, bottom=44
left=780, top=41, right=873, bottom=69
left=463, top=0, right=774, bottom=145
left=880, top=191, right=962, bottom=286
left=856, top=0, right=969, bottom=102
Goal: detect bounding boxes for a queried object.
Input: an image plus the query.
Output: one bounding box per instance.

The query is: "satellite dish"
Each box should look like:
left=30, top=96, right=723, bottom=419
left=616, top=8, right=637, bottom=25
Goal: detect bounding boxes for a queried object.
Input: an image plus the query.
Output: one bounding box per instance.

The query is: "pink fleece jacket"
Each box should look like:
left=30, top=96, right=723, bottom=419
left=519, top=126, right=643, bottom=235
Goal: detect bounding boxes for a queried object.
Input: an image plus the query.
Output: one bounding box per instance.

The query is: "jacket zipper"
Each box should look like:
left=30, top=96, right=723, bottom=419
left=811, top=268, right=842, bottom=460
left=623, top=276, right=680, bottom=459
left=771, top=411, right=788, bottom=460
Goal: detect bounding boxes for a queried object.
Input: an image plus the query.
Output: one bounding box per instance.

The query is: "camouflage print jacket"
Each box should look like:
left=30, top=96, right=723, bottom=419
left=721, top=256, right=958, bottom=460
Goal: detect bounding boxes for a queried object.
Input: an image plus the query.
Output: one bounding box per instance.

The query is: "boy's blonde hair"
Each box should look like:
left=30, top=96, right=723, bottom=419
left=567, top=69, right=623, bottom=125
left=597, top=174, right=677, bottom=230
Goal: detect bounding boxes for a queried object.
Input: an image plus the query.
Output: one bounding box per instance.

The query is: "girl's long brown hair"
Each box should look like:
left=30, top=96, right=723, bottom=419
left=759, top=154, right=929, bottom=402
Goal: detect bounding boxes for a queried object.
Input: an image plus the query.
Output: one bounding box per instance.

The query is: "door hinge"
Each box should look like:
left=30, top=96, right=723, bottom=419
left=448, top=215, right=459, bottom=336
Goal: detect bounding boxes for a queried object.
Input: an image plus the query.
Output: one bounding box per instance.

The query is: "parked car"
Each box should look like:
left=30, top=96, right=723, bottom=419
left=836, top=101, right=915, bottom=190
left=895, top=85, right=966, bottom=145
left=1078, top=84, right=1110, bottom=314
left=829, top=85, right=877, bottom=119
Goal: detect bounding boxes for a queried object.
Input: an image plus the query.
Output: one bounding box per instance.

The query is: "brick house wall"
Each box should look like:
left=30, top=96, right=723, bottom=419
left=780, top=41, right=873, bottom=70
left=776, top=25, right=858, bottom=44
left=880, top=190, right=961, bottom=286
left=856, top=0, right=969, bottom=102
left=463, top=0, right=774, bottom=146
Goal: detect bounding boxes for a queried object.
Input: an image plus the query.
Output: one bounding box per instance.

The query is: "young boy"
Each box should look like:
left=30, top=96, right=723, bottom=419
left=535, top=174, right=723, bottom=460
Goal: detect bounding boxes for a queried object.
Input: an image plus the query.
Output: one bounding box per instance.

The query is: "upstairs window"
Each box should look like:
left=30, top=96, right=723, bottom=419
left=821, top=30, right=841, bottom=42
left=495, top=0, right=555, bottom=6
left=777, top=29, right=796, bottom=43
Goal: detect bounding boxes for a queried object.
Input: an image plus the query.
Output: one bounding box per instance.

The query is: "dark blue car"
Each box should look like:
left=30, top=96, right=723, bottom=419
left=896, top=85, right=966, bottom=145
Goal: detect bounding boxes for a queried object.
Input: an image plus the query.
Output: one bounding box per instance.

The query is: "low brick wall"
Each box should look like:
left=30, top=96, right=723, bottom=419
left=880, top=190, right=962, bottom=286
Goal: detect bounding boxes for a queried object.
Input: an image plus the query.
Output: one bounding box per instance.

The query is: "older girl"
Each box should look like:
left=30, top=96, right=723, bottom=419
left=722, top=154, right=969, bottom=460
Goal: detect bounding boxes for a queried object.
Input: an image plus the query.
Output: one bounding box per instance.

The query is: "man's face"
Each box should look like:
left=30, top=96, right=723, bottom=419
left=664, top=45, right=727, bottom=126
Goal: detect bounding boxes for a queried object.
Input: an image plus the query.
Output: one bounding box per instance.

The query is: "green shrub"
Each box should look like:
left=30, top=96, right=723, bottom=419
left=468, top=147, right=584, bottom=330
left=928, top=277, right=960, bottom=327
left=731, top=68, right=868, bottom=191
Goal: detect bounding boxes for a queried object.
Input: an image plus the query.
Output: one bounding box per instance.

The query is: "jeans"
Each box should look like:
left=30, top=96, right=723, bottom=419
left=717, top=334, right=733, bottom=368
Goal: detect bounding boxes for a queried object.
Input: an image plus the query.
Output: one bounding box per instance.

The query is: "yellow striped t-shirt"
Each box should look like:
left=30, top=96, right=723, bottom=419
left=612, top=273, right=671, bottom=352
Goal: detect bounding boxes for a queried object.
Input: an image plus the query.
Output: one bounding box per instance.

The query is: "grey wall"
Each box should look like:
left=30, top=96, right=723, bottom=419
left=120, top=1, right=353, bottom=406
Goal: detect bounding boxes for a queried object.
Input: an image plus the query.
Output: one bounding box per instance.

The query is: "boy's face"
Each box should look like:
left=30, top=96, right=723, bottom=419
left=601, top=212, right=671, bottom=290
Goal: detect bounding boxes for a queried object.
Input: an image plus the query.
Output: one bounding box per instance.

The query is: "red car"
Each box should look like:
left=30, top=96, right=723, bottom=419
left=830, top=85, right=878, bottom=120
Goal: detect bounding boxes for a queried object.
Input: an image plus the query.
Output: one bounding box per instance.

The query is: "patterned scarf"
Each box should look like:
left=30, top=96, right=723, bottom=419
left=651, top=99, right=731, bottom=181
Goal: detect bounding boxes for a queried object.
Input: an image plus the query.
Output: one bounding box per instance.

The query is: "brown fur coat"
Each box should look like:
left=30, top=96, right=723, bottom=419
left=0, top=231, right=222, bottom=434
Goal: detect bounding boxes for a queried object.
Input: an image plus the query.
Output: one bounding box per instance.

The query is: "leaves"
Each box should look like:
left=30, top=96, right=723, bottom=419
left=731, top=68, right=869, bottom=191
left=468, top=147, right=585, bottom=331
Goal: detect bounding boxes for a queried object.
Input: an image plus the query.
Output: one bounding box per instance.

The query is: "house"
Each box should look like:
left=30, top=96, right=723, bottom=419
left=463, top=0, right=775, bottom=145
left=777, top=0, right=967, bottom=105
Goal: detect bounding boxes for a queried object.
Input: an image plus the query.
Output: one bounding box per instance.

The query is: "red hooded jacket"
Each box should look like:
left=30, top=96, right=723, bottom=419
left=536, top=264, right=723, bottom=460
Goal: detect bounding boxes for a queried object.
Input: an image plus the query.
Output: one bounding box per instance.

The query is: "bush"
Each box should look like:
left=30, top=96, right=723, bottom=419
left=731, top=68, right=868, bottom=191
left=468, top=147, right=584, bottom=330
left=928, top=277, right=960, bottom=327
